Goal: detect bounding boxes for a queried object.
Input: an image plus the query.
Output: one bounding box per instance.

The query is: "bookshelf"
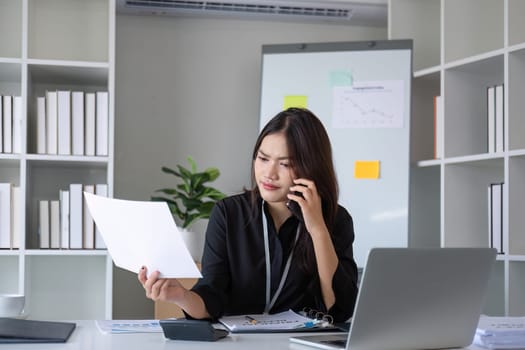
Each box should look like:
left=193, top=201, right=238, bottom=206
left=389, top=0, right=525, bottom=316
left=0, top=0, right=114, bottom=319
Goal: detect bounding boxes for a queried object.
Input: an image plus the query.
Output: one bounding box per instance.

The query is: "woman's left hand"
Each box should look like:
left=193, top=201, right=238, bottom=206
left=288, top=178, right=338, bottom=309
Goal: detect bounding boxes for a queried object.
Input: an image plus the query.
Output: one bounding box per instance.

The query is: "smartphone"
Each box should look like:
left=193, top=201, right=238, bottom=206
left=286, top=191, right=304, bottom=222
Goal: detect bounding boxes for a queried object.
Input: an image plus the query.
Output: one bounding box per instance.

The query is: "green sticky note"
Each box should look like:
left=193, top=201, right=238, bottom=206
left=283, top=95, right=308, bottom=109
left=329, top=71, right=353, bottom=87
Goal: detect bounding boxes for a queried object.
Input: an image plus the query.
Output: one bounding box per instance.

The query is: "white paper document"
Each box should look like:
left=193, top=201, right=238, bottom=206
left=473, top=315, right=525, bottom=349
left=95, top=320, right=162, bottom=334
left=84, top=193, right=202, bottom=278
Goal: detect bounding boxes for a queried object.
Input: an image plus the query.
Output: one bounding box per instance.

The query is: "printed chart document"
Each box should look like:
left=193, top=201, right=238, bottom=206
left=84, top=193, right=202, bottom=278
left=95, top=320, right=162, bottom=334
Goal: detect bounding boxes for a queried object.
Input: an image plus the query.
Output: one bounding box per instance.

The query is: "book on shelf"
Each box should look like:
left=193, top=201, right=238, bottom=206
left=3, top=95, right=12, bottom=154
left=69, top=184, right=83, bottom=249
left=94, top=184, right=108, bottom=249
left=96, top=91, right=109, bottom=156
left=71, top=91, right=85, bottom=156
left=57, top=90, right=71, bottom=155
left=36, top=96, right=46, bottom=154
left=46, top=91, right=58, bottom=155
left=495, top=84, right=504, bottom=153
left=12, top=96, right=22, bottom=154
left=39, top=200, right=50, bottom=249
left=83, top=185, right=95, bottom=249
left=487, top=86, right=495, bottom=153
left=11, top=186, right=21, bottom=249
left=0, top=96, right=3, bottom=153
left=487, top=84, right=505, bottom=154
left=0, top=183, right=12, bottom=248
left=434, top=95, right=443, bottom=159
left=59, top=190, right=70, bottom=249
left=85, top=92, right=96, bottom=156
left=488, top=182, right=504, bottom=254
left=50, top=200, right=60, bottom=249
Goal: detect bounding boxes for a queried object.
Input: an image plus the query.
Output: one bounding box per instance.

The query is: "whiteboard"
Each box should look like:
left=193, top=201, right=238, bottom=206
left=259, top=40, right=412, bottom=267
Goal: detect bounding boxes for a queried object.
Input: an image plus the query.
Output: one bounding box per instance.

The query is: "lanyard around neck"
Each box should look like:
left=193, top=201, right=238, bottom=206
left=262, top=202, right=301, bottom=314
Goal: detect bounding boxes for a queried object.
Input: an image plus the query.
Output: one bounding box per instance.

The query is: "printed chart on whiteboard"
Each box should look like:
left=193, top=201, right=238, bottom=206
left=332, top=80, right=405, bottom=129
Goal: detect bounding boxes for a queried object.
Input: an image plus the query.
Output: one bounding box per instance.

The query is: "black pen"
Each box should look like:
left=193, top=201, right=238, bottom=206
left=245, top=316, right=258, bottom=325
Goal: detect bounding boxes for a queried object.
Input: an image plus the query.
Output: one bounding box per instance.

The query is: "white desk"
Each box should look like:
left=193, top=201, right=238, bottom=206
left=5, top=320, right=485, bottom=350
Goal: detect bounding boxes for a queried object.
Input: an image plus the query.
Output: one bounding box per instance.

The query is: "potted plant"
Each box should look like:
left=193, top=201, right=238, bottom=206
left=152, top=156, right=226, bottom=261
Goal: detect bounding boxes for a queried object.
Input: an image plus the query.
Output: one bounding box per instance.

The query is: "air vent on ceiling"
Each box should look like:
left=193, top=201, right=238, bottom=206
left=117, top=0, right=373, bottom=22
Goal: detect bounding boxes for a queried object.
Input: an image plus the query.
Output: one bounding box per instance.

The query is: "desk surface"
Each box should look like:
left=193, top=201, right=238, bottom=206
left=5, top=320, right=485, bottom=350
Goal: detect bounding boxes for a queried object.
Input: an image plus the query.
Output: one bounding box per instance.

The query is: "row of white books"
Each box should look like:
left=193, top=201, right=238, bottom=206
left=36, top=90, right=109, bottom=156
left=487, top=84, right=504, bottom=153
left=488, top=182, right=504, bottom=254
left=0, top=183, right=21, bottom=249
left=0, top=95, right=23, bottom=154
left=38, top=184, right=108, bottom=249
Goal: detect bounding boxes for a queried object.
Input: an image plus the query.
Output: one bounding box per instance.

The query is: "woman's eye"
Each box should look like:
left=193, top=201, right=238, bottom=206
left=258, top=156, right=268, bottom=162
left=280, top=162, right=289, bottom=168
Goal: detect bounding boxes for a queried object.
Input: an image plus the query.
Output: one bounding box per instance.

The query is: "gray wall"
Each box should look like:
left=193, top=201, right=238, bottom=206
left=113, top=13, right=386, bottom=319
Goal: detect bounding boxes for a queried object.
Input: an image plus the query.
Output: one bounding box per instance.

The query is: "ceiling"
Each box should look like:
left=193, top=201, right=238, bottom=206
left=116, top=0, right=388, bottom=27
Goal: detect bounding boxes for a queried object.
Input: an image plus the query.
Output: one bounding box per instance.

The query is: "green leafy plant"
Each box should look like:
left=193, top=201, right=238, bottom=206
left=152, top=156, right=226, bottom=229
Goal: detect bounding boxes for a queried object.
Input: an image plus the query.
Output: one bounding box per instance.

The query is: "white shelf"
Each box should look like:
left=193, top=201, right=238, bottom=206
left=25, top=154, right=110, bottom=164
left=24, top=255, right=109, bottom=320
left=508, top=0, right=525, bottom=46
left=443, top=0, right=503, bottom=64
left=0, top=0, right=23, bottom=59
left=390, top=0, right=525, bottom=316
left=442, top=154, right=504, bottom=165
left=24, top=249, right=109, bottom=256
left=27, top=0, right=109, bottom=62
left=508, top=48, right=525, bottom=151
left=0, top=0, right=115, bottom=320
left=388, top=0, right=440, bottom=71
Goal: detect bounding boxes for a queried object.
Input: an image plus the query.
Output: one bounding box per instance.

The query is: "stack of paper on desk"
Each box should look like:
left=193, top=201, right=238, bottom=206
left=83, top=193, right=202, bottom=278
left=473, top=315, right=525, bottom=349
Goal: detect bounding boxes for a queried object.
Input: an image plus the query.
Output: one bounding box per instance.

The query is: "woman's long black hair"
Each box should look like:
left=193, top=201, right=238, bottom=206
left=250, top=107, right=339, bottom=274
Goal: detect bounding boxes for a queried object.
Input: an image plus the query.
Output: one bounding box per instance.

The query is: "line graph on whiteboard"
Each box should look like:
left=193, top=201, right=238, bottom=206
left=331, top=80, right=405, bottom=128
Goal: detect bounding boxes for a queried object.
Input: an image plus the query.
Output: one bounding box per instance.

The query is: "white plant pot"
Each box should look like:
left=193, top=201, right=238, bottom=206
left=179, top=227, right=205, bottom=263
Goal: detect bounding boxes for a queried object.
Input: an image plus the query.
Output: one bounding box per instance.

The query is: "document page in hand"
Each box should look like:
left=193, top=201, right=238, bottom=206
left=84, top=192, right=202, bottom=278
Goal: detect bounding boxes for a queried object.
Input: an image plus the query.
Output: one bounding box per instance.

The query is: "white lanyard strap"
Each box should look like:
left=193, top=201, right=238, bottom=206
left=262, top=202, right=301, bottom=314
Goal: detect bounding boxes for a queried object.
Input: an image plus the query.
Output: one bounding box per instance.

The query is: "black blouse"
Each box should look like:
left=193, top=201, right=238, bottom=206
left=191, top=191, right=358, bottom=322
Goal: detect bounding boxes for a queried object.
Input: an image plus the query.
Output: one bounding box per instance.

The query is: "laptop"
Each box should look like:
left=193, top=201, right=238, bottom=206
left=290, top=247, right=496, bottom=350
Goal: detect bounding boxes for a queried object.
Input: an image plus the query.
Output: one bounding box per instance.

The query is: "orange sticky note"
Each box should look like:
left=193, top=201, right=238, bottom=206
left=354, top=160, right=380, bottom=179
left=283, top=95, right=307, bottom=109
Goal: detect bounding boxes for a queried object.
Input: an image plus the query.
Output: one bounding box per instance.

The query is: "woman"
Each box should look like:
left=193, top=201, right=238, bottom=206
left=139, top=108, right=358, bottom=322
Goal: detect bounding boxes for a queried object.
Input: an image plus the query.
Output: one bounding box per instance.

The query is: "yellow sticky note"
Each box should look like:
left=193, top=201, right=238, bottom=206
left=283, top=95, right=307, bottom=109
left=354, top=160, right=380, bottom=179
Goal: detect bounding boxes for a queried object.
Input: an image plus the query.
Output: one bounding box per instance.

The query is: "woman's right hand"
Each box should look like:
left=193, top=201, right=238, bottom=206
left=138, top=266, right=188, bottom=303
